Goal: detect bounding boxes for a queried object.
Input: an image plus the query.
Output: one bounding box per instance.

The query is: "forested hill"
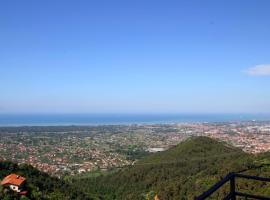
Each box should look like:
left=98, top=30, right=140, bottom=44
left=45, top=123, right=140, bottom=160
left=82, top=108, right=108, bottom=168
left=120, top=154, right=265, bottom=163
left=72, top=137, right=270, bottom=200
left=1, top=137, right=270, bottom=200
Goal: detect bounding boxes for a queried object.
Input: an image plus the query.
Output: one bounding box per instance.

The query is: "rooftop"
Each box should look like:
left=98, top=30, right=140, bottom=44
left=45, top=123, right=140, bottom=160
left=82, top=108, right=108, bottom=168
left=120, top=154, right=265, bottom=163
left=1, top=173, right=26, bottom=186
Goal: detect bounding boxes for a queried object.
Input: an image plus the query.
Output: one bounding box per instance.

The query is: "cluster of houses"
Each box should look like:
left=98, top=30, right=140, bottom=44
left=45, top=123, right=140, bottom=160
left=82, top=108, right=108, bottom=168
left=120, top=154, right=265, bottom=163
left=1, top=173, right=27, bottom=195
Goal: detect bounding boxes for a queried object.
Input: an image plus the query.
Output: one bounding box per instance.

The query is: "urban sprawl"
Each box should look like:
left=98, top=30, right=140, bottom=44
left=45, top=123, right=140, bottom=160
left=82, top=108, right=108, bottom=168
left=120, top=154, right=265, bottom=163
left=0, top=122, right=269, bottom=177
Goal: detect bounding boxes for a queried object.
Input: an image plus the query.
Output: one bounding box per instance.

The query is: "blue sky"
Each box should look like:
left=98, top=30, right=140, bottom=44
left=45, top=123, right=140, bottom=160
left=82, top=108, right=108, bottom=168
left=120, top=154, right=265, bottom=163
left=1, top=0, right=270, bottom=114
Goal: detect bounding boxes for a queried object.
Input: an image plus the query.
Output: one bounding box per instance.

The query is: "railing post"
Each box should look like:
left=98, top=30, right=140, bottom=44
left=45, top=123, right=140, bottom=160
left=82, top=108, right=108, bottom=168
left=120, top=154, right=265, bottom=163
left=230, top=173, right=236, bottom=200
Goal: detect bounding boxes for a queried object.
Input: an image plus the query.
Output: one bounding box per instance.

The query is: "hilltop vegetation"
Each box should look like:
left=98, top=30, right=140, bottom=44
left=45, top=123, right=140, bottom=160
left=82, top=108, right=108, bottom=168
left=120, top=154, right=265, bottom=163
left=72, top=137, right=270, bottom=200
left=1, top=137, right=270, bottom=200
left=0, top=161, right=92, bottom=200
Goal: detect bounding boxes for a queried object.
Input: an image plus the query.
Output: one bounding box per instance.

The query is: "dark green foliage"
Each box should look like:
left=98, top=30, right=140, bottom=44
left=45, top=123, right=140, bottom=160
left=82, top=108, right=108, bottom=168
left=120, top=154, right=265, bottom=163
left=72, top=137, right=270, bottom=200
left=0, top=161, right=93, bottom=200
left=1, top=137, right=270, bottom=200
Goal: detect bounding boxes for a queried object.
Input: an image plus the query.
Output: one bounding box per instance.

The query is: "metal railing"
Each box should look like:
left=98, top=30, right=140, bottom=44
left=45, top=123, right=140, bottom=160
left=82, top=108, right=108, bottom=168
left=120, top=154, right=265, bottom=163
left=195, top=172, right=270, bottom=200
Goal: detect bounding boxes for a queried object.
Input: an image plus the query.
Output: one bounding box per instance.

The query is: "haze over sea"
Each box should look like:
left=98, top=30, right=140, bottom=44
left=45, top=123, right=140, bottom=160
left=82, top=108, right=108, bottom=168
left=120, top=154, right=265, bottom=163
left=0, top=114, right=270, bottom=127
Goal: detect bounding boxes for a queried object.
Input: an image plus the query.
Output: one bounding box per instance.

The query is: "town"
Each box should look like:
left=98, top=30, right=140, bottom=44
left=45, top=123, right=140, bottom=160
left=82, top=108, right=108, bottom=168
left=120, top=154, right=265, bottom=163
left=0, top=122, right=269, bottom=177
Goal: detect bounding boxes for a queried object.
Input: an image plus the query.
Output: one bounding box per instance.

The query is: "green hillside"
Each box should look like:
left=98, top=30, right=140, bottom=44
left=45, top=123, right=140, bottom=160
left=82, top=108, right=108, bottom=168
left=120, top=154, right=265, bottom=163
left=0, top=161, right=92, bottom=200
left=1, top=137, right=270, bottom=200
left=72, top=137, right=270, bottom=200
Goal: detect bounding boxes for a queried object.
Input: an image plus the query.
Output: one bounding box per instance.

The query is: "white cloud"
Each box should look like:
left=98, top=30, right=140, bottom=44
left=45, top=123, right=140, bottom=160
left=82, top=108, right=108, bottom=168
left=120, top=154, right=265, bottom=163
left=245, top=64, right=270, bottom=76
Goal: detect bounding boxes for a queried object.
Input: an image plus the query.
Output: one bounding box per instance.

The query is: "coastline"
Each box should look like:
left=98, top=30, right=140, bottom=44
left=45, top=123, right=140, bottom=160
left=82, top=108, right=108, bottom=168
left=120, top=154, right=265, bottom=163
left=0, top=113, right=270, bottom=127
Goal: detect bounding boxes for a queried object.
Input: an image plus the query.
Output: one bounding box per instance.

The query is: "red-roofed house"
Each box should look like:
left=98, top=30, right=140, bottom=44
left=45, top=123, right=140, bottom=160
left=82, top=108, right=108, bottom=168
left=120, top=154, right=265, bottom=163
left=1, top=174, right=26, bottom=193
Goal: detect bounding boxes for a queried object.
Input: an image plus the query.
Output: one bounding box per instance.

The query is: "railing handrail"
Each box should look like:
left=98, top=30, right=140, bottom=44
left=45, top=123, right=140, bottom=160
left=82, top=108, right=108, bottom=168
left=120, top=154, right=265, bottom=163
left=195, top=172, right=270, bottom=200
left=235, top=173, right=270, bottom=182
left=194, top=172, right=234, bottom=200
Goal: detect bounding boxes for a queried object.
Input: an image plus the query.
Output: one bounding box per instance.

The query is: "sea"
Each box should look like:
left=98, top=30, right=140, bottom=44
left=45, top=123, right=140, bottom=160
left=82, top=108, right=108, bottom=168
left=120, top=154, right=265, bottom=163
left=0, top=113, right=270, bottom=127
